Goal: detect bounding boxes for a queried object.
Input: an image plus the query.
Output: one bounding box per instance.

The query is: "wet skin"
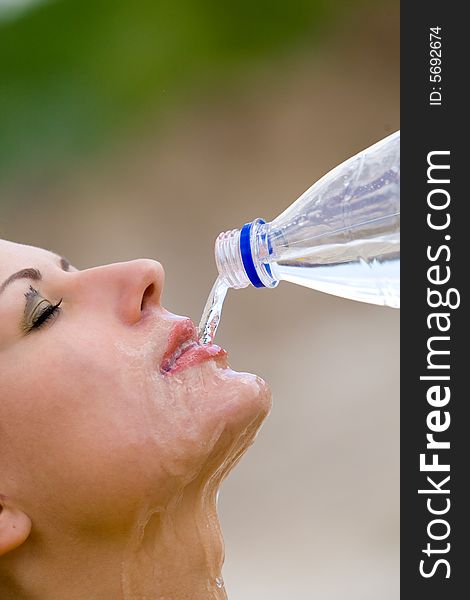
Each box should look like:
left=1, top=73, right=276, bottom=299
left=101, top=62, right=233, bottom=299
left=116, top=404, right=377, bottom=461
left=0, top=239, right=271, bottom=600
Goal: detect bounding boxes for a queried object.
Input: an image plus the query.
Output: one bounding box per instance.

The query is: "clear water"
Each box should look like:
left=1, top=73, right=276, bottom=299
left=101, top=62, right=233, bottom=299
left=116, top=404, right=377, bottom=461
left=273, top=255, right=399, bottom=307
left=268, top=229, right=400, bottom=307
left=197, top=276, right=228, bottom=344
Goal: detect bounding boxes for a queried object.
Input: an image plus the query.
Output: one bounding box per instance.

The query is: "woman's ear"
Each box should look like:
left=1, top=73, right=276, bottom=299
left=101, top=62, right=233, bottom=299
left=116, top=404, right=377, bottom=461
left=0, top=494, right=32, bottom=556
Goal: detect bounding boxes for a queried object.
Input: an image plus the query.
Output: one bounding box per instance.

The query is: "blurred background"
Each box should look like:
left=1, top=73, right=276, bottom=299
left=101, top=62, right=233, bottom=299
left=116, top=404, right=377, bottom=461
left=1, top=1, right=399, bottom=598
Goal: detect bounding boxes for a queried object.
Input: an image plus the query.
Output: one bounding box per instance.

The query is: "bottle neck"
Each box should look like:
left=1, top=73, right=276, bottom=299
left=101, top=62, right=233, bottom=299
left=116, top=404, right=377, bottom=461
left=214, top=218, right=279, bottom=289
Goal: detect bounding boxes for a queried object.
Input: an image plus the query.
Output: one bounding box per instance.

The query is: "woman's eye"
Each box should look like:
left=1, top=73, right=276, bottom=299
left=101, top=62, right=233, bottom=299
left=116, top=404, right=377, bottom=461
left=23, top=285, right=63, bottom=333
left=30, top=299, right=62, bottom=331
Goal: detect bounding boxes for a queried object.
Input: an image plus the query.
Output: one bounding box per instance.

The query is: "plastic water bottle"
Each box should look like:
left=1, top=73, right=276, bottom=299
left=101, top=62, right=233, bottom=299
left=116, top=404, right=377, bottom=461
left=198, top=131, right=400, bottom=343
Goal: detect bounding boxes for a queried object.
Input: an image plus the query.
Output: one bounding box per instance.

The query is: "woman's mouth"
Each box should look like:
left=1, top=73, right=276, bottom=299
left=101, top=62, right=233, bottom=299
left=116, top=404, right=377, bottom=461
left=160, top=319, right=226, bottom=375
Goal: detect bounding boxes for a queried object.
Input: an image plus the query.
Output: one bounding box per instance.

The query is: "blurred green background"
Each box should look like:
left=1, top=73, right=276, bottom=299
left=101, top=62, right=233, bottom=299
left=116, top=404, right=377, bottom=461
left=2, top=0, right=360, bottom=186
left=1, top=2, right=399, bottom=599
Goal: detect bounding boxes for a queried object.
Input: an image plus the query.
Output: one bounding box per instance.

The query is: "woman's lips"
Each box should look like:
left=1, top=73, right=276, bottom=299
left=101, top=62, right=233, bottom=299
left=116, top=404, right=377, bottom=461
left=160, top=319, right=227, bottom=375
left=163, top=343, right=226, bottom=374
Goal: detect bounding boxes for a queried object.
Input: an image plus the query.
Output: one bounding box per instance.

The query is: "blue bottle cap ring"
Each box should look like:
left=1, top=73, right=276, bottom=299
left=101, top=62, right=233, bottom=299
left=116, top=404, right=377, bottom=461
left=240, top=219, right=273, bottom=288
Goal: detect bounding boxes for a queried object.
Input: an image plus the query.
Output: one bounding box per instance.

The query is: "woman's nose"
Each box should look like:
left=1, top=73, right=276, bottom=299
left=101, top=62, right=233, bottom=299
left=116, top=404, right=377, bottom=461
left=120, top=259, right=165, bottom=324
left=74, top=259, right=165, bottom=325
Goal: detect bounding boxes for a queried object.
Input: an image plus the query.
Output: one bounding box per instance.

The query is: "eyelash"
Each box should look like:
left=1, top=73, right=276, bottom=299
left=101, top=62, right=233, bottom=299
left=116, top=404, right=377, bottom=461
left=31, top=299, right=63, bottom=331
left=24, top=286, right=63, bottom=333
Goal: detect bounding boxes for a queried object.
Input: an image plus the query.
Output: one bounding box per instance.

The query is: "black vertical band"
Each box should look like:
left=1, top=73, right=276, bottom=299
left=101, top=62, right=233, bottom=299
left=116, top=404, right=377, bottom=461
left=401, top=3, right=467, bottom=598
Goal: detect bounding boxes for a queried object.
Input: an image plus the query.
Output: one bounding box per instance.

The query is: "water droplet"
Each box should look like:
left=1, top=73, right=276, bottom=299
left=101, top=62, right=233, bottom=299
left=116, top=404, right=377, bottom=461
left=215, top=576, right=224, bottom=588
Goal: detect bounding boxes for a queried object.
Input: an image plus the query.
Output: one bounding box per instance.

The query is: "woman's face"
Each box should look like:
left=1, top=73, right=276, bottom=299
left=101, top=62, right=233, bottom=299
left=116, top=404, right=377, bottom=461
left=0, top=239, right=271, bottom=538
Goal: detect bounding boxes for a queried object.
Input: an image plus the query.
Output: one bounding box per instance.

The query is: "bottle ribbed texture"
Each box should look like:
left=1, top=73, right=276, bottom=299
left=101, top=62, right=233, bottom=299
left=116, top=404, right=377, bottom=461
left=215, top=228, right=250, bottom=289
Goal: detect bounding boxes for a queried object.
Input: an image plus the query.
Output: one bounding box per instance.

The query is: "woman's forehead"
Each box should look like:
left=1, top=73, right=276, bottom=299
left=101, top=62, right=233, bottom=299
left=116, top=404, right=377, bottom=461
left=0, top=239, right=56, bottom=278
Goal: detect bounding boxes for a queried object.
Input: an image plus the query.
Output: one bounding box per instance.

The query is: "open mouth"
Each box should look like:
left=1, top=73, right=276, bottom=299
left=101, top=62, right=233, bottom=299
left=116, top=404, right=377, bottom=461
left=160, top=319, right=226, bottom=375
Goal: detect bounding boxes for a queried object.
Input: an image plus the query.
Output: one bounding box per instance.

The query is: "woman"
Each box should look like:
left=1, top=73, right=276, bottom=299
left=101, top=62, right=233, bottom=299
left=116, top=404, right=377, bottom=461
left=0, top=238, right=272, bottom=599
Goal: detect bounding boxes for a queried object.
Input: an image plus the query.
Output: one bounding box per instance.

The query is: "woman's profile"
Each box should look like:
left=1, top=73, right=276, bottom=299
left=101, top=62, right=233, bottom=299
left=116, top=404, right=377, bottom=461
left=0, top=237, right=271, bottom=599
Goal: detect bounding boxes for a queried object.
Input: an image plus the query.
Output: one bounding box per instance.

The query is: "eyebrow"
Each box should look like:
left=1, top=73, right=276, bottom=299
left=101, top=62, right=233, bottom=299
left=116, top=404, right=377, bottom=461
left=0, top=256, right=71, bottom=296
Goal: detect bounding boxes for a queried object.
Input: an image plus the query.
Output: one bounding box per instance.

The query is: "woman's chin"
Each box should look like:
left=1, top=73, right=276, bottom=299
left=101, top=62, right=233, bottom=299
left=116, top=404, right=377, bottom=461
left=162, top=356, right=272, bottom=431
left=205, top=359, right=272, bottom=426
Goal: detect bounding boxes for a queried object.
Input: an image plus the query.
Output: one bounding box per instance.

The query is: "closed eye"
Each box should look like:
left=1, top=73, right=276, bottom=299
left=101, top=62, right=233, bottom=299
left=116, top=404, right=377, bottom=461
left=30, top=299, right=63, bottom=331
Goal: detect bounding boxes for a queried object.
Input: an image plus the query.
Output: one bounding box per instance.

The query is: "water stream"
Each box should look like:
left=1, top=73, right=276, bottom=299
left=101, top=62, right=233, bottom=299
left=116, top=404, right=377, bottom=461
left=197, top=276, right=228, bottom=345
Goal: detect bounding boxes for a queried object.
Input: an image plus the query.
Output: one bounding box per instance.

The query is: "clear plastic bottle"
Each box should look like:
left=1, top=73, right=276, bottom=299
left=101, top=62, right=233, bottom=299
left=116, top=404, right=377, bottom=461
left=215, top=130, right=400, bottom=308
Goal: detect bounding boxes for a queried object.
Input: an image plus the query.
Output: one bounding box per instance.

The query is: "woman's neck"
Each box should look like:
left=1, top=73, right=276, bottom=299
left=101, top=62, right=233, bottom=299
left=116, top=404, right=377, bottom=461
left=0, top=414, right=266, bottom=599
left=122, top=477, right=227, bottom=600
left=0, top=483, right=226, bottom=600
